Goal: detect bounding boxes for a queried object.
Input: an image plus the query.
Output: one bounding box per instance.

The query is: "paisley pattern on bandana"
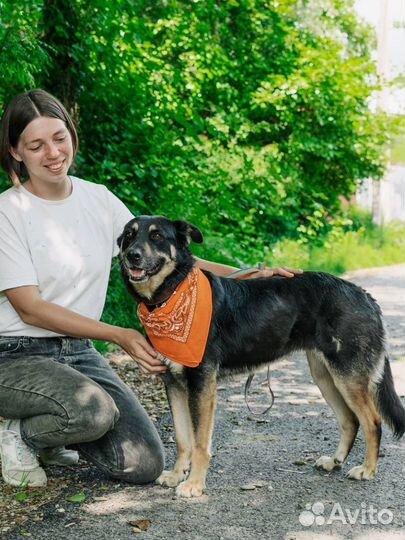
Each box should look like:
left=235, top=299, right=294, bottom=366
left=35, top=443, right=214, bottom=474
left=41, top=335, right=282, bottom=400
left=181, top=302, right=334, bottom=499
left=138, top=267, right=213, bottom=368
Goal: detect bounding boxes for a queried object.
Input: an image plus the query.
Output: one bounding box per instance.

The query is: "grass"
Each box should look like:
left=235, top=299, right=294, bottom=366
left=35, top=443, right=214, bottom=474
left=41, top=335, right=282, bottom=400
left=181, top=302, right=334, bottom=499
left=268, top=210, right=405, bottom=275
left=308, top=222, right=405, bottom=274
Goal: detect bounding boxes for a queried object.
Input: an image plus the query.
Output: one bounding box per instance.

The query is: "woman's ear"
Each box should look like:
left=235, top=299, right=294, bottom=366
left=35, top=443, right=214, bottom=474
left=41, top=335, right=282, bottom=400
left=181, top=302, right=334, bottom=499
left=9, top=146, right=23, bottom=163
left=8, top=148, right=23, bottom=187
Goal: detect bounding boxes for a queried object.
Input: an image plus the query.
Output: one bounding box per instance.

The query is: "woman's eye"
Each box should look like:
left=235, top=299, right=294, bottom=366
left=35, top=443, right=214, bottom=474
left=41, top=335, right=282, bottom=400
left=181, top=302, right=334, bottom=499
left=29, top=146, right=41, bottom=152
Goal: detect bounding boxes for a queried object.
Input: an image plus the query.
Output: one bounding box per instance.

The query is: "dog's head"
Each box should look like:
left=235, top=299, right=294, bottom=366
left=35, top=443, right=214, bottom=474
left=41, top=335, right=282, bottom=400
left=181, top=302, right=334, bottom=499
left=118, top=215, right=203, bottom=302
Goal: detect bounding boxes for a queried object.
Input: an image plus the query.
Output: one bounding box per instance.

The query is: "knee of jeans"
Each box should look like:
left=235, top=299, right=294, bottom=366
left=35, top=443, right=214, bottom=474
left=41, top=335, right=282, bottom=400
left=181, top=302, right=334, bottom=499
left=112, top=438, right=165, bottom=484
left=77, top=389, right=119, bottom=441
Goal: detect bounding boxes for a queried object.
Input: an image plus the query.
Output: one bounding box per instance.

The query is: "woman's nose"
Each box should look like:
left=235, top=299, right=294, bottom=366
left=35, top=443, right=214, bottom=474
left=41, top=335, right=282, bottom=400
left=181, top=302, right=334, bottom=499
left=45, top=143, right=60, bottom=158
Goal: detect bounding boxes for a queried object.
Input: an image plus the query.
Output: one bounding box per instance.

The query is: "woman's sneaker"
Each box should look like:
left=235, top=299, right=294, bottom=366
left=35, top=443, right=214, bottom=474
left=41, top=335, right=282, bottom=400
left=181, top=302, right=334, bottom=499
left=0, top=419, right=47, bottom=487
left=39, top=447, right=79, bottom=466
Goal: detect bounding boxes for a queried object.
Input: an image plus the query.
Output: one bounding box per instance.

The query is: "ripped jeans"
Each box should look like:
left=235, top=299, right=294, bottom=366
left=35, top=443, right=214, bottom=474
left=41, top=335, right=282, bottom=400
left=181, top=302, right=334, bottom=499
left=0, top=336, right=164, bottom=483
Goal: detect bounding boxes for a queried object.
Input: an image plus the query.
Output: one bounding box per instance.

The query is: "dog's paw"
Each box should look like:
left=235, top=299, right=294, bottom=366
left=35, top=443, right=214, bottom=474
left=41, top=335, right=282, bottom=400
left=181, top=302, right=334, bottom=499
left=347, top=465, right=376, bottom=480
left=157, top=469, right=188, bottom=488
left=315, top=455, right=342, bottom=472
left=175, top=479, right=204, bottom=498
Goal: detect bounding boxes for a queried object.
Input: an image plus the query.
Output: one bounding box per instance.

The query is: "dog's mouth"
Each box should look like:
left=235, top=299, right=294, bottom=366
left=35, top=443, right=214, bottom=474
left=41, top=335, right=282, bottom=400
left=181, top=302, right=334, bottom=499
left=124, top=261, right=163, bottom=283
left=128, top=268, right=148, bottom=282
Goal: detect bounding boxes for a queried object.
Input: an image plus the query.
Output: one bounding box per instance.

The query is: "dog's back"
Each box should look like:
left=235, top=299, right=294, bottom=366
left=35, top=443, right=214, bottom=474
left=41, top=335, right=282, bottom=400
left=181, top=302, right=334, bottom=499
left=206, top=271, right=384, bottom=376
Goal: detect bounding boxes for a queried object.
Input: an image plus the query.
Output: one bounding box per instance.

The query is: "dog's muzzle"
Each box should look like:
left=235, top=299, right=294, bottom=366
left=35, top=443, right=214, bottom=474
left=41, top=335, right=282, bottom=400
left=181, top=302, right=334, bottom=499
left=123, top=259, right=163, bottom=283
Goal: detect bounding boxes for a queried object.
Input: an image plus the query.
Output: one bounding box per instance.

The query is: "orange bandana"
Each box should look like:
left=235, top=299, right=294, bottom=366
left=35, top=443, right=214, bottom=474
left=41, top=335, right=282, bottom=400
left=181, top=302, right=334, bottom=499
left=137, top=267, right=213, bottom=368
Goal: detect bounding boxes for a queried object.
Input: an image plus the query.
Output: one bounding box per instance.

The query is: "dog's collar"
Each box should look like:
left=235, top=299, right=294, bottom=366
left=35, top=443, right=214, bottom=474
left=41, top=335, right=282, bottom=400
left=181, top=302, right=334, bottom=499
left=138, top=267, right=194, bottom=309
left=137, top=267, right=212, bottom=368
left=140, top=291, right=174, bottom=309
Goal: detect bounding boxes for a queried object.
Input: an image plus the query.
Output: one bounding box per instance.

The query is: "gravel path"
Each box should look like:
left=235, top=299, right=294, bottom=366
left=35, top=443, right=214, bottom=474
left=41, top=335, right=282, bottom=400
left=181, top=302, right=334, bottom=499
left=4, top=264, right=405, bottom=540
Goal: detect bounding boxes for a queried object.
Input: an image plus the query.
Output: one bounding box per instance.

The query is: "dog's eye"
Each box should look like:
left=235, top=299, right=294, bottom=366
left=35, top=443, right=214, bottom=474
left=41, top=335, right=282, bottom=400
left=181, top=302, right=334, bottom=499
left=150, top=231, right=163, bottom=242
left=121, top=230, right=135, bottom=250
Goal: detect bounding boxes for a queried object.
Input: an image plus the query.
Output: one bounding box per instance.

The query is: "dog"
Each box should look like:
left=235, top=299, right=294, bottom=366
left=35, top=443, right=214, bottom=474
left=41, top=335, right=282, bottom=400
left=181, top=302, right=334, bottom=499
left=118, top=215, right=405, bottom=498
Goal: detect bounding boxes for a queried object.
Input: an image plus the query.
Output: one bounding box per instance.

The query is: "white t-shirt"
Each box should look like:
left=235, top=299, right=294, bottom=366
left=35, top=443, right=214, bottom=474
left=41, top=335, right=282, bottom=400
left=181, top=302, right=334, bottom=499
left=0, top=176, right=133, bottom=337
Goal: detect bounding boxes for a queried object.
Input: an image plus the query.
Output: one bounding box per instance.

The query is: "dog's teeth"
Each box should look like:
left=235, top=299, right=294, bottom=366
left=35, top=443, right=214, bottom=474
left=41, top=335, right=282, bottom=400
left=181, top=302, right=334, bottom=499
left=130, top=269, right=146, bottom=278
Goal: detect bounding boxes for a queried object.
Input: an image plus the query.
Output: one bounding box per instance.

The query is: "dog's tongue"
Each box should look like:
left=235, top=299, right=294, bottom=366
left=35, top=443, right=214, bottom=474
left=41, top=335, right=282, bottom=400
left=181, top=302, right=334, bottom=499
left=129, top=268, right=146, bottom=278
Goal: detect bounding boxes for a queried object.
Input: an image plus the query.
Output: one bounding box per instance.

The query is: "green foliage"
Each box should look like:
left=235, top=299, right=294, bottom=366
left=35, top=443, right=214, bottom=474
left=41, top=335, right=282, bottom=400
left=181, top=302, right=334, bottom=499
left=308, top=223, right=405, bottom=273
left=0, top=0, right=389, bottom=245
left=31, top=0, right=388, bottom=261
left=390, top=115, right=405, bottom=165
left=0, top=1, right=48, bottom=108
left=0, top=0, right=398, bottom=340
left=146, top=0, right=387, bottom=246
left=269, top=206, right=405, bottom=274
left=0, top=0, right=49, bottom=192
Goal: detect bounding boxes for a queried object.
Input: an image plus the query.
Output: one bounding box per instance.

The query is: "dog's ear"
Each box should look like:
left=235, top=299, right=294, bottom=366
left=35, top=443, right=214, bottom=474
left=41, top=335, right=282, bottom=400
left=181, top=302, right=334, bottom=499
left=173, top=220, right=203, bottom=245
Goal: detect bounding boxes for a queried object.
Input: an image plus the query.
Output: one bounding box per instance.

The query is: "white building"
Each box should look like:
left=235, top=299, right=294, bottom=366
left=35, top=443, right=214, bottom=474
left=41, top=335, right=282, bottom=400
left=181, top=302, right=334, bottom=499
left=355, top=0, right=405, bottom=222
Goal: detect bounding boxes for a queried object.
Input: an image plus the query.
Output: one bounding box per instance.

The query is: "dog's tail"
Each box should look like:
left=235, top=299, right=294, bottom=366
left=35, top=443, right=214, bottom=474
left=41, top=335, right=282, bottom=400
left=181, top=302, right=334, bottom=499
left=375, top=356, right=405, bottom=439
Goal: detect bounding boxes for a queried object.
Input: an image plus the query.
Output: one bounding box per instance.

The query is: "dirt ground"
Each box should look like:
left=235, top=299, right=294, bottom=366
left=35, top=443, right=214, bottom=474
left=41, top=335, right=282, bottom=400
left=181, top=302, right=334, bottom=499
left=1, top=264, right=405, bottom=540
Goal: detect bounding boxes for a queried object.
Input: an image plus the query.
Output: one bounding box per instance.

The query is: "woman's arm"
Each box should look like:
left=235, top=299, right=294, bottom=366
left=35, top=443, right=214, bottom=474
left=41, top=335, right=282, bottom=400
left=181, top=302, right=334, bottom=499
left=194, top=257, right=239, bottom=277
left=4, top=286, right=166, bottom=374
left=195, top=257, right=302, bottom=279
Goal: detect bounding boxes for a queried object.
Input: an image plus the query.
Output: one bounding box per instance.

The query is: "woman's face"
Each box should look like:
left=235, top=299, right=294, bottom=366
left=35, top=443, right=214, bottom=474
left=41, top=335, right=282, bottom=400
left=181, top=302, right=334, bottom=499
left=10, top=116, right=74, bottom=185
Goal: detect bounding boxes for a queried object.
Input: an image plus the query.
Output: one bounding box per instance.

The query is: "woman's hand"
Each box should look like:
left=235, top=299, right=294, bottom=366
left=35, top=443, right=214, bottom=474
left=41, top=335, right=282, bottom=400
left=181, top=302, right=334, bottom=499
left=116, top=328, right=167, bottom=375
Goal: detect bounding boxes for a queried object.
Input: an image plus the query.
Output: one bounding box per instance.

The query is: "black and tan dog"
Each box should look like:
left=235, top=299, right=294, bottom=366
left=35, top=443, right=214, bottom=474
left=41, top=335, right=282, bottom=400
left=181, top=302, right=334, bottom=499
left=118, top=215, right=405, bottom=498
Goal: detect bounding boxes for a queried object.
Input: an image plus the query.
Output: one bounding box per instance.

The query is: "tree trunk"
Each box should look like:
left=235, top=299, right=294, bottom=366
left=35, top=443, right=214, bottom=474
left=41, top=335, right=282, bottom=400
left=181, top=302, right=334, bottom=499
left=41, top=0, right=81, bottom=120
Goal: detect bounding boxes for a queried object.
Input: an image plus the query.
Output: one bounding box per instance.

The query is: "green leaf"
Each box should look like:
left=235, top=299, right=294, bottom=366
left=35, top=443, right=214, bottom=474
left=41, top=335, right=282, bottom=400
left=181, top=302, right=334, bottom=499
left=66, top=492, right=87, bottom=504
left=15, top=492, right=29, bottom=502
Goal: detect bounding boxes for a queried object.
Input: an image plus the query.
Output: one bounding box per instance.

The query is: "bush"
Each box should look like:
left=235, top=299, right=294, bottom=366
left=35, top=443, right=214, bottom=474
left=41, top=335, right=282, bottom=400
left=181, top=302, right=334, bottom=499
left=267, top=207, right=405, bottom=274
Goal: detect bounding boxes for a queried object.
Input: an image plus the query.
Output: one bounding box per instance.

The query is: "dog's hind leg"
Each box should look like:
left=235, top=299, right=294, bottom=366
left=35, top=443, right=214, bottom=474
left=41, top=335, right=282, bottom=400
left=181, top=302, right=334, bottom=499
left=332, top=377, right=382, bottom=480
left=307, top=350, right=360, bottom=473
left=157, top=376, right=194, bottom=488
left=175, top=370, right=217, bottom=498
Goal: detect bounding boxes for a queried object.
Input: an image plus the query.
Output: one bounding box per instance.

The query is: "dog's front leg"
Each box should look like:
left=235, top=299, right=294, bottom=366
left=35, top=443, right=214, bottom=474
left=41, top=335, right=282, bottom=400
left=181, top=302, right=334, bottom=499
left=157, top=375, right=194, bottom=488
left=175, top=370, right=217, bottom=498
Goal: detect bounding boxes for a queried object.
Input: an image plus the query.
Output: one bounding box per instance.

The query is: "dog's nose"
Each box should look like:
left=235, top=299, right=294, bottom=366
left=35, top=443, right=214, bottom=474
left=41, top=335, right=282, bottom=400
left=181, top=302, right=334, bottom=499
left=126, top=249, right=142, bottom=264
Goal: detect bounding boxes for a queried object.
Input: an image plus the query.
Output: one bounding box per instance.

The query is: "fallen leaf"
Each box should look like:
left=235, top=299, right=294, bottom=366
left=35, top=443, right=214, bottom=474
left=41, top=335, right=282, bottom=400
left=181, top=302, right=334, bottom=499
left=66, top=493, right=86, bottom=504
left=128, top=519, right=152, bottom=533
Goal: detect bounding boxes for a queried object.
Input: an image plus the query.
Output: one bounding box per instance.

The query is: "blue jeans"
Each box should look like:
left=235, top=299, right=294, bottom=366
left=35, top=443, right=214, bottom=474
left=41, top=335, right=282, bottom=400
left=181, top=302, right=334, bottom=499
left=0, top=336, right=164, bottom=483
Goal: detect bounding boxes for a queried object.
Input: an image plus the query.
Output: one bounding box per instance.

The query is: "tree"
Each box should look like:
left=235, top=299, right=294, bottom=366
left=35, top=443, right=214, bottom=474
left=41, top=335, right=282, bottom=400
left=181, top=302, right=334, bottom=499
left=0, top=0, right=47, bottom=103
left=1, top=0, right=388, bottom=264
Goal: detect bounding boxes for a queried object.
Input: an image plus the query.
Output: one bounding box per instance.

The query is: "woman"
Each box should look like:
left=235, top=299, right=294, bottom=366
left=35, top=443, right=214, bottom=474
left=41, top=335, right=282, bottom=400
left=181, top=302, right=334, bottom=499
left=0, top=89, right=297, bottom=488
